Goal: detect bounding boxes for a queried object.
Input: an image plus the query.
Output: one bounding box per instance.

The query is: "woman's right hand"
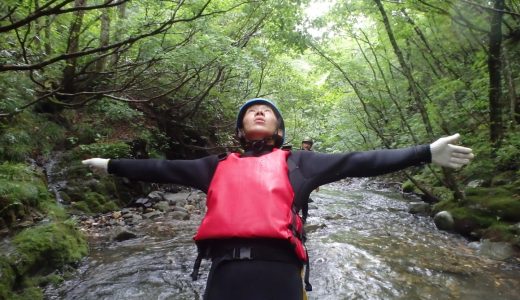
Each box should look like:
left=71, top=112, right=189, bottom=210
left=82, top=158, right=109, bottom=174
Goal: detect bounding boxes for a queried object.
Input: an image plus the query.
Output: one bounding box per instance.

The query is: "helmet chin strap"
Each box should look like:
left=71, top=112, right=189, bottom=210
left=243, top=127, right=280, bottom=153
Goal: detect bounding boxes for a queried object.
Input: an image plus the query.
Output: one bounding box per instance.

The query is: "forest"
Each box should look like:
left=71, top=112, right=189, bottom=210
left=1, top=0, right=519, bottom=299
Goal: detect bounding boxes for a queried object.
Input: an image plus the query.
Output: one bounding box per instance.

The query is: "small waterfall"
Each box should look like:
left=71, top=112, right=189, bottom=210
left=42, top=152, right=68, bottom=204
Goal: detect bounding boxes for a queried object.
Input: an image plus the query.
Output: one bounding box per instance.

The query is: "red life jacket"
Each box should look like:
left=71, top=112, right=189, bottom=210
left=194, top=148, right=307, bottom=261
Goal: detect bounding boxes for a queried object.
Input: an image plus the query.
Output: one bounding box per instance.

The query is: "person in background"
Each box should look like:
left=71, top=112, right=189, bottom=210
left=301, top=137, right=314, bottom=151
left=82, top=98, right=474, bottom=300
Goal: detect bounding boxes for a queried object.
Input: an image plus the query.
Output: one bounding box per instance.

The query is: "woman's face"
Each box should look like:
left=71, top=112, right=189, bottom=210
left=241, top=104, right=280, bottom=140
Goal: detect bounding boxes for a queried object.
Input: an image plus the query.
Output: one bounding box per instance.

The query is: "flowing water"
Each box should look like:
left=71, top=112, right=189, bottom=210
left=45, top=180, right=520, bottom=300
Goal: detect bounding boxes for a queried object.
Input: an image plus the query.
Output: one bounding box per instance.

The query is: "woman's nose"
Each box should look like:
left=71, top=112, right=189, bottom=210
left=255, top=110, right=264, bottom=116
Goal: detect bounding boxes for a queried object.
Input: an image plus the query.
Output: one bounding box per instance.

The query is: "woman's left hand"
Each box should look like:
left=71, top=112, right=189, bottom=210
left=430, top=133, right=474, bottom=169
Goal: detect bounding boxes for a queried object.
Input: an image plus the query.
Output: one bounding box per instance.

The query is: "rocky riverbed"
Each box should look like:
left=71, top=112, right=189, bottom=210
left=76, top=190, right=206, bottom=244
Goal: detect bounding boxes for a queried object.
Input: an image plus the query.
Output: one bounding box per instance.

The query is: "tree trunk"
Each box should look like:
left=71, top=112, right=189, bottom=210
left=95, top=4, right=111, bottom=73
left=488, top=0, right=505, bottom=146
left=373, top=0, right=433, bottom=138
left=44, top=16, right=52, bottom=56
left=502, top=47, right=519, bottom=125
left=61, top=0, right=87, bottom=96
left=111, top=1, right=127, bottom=67
left=374, top=0, right=469, bottom=201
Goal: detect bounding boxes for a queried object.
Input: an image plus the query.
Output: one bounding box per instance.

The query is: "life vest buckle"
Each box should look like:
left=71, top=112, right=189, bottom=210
left=233, top=247, right=252, bottom=260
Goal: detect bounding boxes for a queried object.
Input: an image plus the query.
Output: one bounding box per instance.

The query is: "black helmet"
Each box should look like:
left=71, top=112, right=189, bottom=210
left=302, top=137, right=313, bottom=145
left=235, top=98, right=285, bottom=147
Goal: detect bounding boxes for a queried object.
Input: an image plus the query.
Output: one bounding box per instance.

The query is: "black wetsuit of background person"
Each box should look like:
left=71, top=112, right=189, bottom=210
left=107, top=144, right=431, bottom=300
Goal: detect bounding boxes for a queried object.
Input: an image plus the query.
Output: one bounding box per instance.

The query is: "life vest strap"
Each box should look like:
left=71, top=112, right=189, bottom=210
left=210, top=244, right=301, bottom=265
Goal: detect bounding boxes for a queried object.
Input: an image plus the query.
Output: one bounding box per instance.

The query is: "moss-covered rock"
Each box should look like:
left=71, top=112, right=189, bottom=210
left=0, top=221, right=87, bottom=299
left=12, top=222, right=88, bottom=275
left=73, top=192, right=119, bottom=213
left=449, top=207, right=495, bottom=237
left=0, top=255, right=16, bottom=300
left=464, top=187, right=520, bottom=222
left=0, top=163, right=52, bottom=227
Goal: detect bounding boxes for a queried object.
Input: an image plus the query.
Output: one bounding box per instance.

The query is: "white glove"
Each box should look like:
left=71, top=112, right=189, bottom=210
left=81, top=158, right=109, bottom=174
left=430, top=133, right=474, bottom=169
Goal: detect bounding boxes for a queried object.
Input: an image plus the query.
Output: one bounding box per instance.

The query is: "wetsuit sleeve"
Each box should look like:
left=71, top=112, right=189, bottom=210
left=107, top=155, right=220, bottom=193
left=295, top=145, right=431, bottom=186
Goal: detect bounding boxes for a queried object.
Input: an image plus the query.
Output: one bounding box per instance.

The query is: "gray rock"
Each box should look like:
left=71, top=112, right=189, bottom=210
left=468, top=241, right=480, bottom=250
left=122, top=212, right=136, bottom=219
left=155, top=201, right=171, bottom=212
left=304, top=223, right=326, bottom=233
left=509, top=223, right=520, bottom=234
left=478, top=239, right=515, bottom=260
left=172, top=206, right=188, bottom=213
left=147, top=191, right=164, bottom=202
left=170, top=211, right=190, bottom=220
left=184, top=204, right=196, bottom=213
left=467, top=180, right=484, bottom=188
left=324, top=213, right=343, bottom=220
left=434, top=211, right=454, bottom=231
left=131, top=214, right=143, bottom=221
left=163, top=192, right=191, bottom=207
left=408, top=202, right=431, bottom=215
left=112, top=228, right=138, bottom=242
left=143, top=211, right=163, bottom=219
left=135, top=197, right=149, bottom=206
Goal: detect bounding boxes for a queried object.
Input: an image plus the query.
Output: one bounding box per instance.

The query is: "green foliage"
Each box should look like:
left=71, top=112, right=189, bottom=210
left=432, top=198, right=459, bottom=214
left=401, top=180, right=416, bottom=193
left=0, top=0, right=518, bottom=253
left=432, top=186, right=455, bottom=203
left=482, top=223, right=518, bottom=243
left=495, top=131, right=520, bottom=169
left=0, top=113, right=66, bottom=162
left=78, top=142, right=131, bottom=159
left=91, top=99, right=143, bottom=122
left=0, top=255, right=16, bottom=300
left=0, top=163, right=52, bottom=226
left=12, top=287, right=44, bottom=300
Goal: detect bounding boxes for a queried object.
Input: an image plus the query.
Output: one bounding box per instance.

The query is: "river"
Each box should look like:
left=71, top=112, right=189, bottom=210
left=45, top=180, right=520, bottom=299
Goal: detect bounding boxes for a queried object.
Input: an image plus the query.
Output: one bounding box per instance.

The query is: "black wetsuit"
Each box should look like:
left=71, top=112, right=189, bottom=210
left=108, top=145, right=431, bottom=300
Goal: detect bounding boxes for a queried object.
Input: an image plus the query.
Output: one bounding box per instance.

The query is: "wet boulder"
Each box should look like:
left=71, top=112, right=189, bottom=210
left=147, top=191, right=164, bottom=202
left=163, top=192, right=191, bottom=207
left=112, top=228, right=138, bottom=242
left=434, top=211, right=454, bottom=231
left=478, top=239, right=516, bottom=260
left=408, top=202, right=431, bottom=216
left=169, top=211, right=190, bottom=220
left=155, top=201, right=171, bottom=212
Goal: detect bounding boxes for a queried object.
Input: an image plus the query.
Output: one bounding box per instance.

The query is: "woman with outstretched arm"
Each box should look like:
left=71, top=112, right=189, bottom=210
left=82, top=98, right=473, bottom=300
